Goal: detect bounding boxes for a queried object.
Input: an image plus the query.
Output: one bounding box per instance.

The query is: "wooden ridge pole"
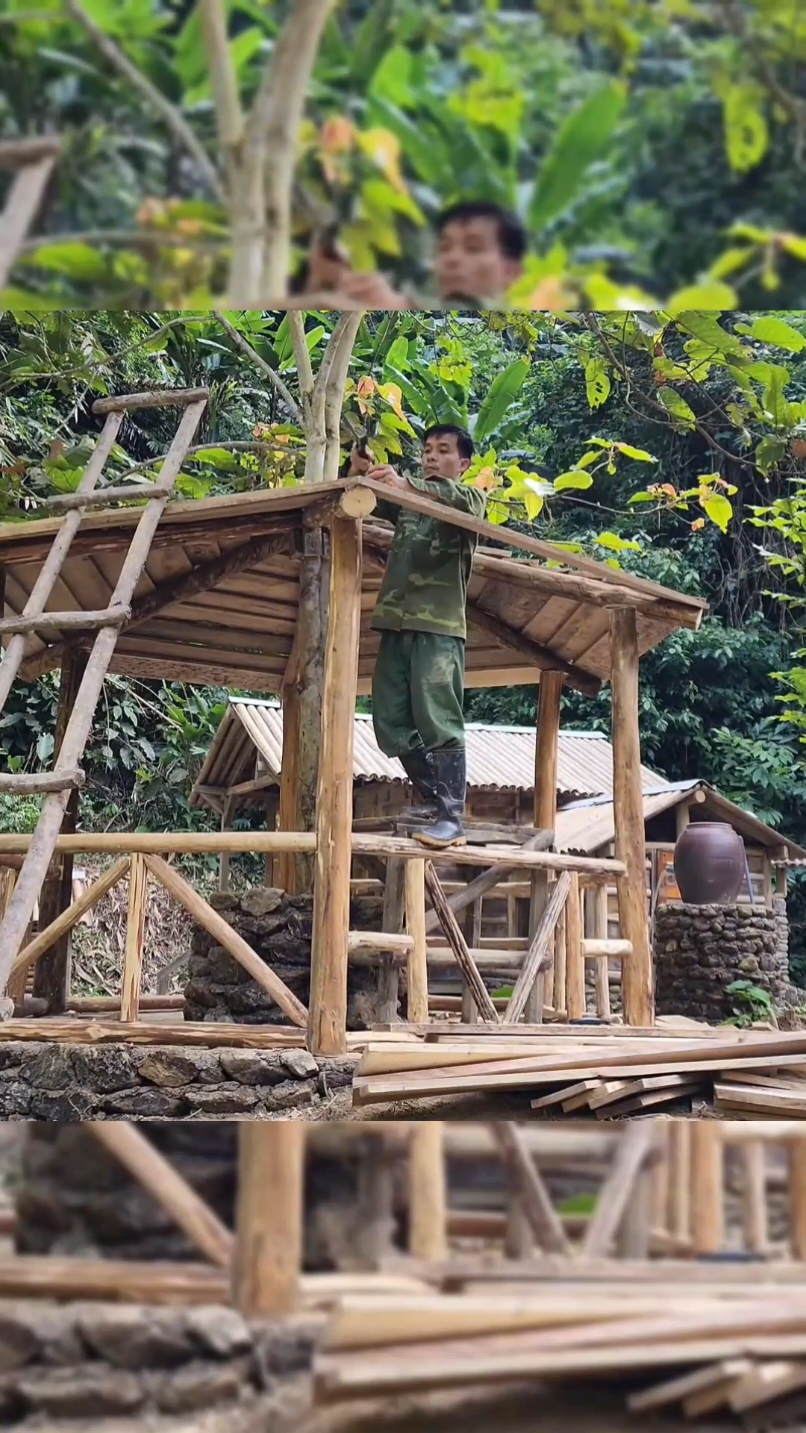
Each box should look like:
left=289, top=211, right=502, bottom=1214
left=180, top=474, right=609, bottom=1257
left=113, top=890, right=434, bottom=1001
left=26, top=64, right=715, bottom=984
left=233, top=1124, right=305, bottom=1316
left=309, top=513, right=362, bottom=1055
left=608, top=607, right=653, bottom=1026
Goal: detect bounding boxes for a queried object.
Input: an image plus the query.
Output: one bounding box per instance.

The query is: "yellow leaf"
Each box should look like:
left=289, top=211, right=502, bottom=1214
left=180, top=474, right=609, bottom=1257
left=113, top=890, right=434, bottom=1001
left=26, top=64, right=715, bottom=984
left=691, top=517, right=706, bottom=531
left=357, top=127, right=407, bottom=194
left=321, top=115, right=356, bottom=155
left=377, top=381, right=405, bottom=420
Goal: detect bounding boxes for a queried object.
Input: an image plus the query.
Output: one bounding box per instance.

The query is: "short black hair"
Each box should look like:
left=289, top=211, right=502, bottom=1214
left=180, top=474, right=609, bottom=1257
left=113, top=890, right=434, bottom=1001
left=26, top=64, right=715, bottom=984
left=436, top=201, right=528, bottom=262
left=423, top=423, right=474, bottom=462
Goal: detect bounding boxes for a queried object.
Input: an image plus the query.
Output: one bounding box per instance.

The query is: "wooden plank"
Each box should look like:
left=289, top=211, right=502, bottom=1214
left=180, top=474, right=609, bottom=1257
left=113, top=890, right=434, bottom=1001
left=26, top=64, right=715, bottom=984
left=232, top=1123, right=304, bottom=1315
left=120, top=853, right=147, bottom=1023
left=424, top=862, right=499, bottom=1022
left=467, top=601, right=598, bottom=695
left=89, top=1122, right=233, bottom=1267
left=309, top=515, right=363, bottom=1055
left=145, top=854, right=308, bottom=1027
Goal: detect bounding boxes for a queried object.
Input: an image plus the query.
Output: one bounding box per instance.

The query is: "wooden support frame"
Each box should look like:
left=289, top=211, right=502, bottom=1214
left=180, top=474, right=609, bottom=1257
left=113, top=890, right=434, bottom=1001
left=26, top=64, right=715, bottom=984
left=0, top=137, right=61, bottom=288
left=609, top=607, right=654, bottom=1027
left=424, top=862, right=499, bottom=1023
left=309, top=513, right=363, bottom=1055
left=404, top=858, right=429, bottom=1024
left=409, top=1124, right=448, bottom=1261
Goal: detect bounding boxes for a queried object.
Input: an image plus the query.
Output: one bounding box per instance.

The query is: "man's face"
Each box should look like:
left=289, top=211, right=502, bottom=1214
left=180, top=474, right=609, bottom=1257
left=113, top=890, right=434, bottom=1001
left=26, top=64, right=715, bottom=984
left=434, top=217, right=523, bottom=302
left=423, top=432, right=471, bottom=481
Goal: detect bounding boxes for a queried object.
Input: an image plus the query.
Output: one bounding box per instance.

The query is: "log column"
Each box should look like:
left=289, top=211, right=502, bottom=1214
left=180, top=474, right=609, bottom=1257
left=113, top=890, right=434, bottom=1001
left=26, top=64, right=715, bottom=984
left=690, top=1123, right=724, bottom=1256
left=528, top=671, right=563, bottom=1021
left=33, top=651, right=86, bottom=1012
left=232, top=1124, right=305, bottom=1316
left=409, top=1123, right=448, bottom=1260
left=608, top=607, right=653, bottom=1027
left=308, top=506, right=363, bottom=1055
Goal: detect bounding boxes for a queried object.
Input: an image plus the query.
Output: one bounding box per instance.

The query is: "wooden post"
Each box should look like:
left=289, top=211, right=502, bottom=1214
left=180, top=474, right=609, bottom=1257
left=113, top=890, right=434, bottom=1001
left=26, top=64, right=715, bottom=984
left=690, top=1123, right=724, bottom=1255
left=608, top=607, right=653, bottom=1027
left=279, top=683, right=301, bottom=896
left=120, top=854, right=147, bottom=1023
left=405, top=858, right=428, bottom=1024
left=528, top=672, right=563, bottom=1021
left=218, top=795, right=236, bottom=893
left=232, top=1123, right=305, bottom=1316
left=552, top=902, right=566, bottom=1016
left=309, top=515, right=362, bottom=1055
left=564, top=871, right=585, bottom=1020
left=32, top=651, right=86, bottom=1011
left=740, top=1139, right=768, bottom=1255
left=787, top=1138, right=806, bottom=1261
left=667, top=1120, right=692, bottom=1251
left=675, top=803, right=690, bottom=839
left=461, top=898, right=482, bottom=1023
left=409, top=1123, right=448, bottom=1260
left=378, top=858, right=404, bottom=1023
left=592, top=881, right=610, bottom=1018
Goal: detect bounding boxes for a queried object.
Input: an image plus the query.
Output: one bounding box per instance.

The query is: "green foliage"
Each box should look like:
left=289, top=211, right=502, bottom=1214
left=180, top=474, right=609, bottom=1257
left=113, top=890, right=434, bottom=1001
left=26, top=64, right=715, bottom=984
left=723, top=980, right=777, bottom=1029
left=4, top=1, right=806, bottom=303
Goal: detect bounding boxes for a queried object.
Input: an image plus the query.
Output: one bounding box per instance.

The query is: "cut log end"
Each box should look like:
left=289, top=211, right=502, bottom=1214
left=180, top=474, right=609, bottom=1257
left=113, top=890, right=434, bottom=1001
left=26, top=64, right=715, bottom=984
left=339, top=485, right=377, bottom=519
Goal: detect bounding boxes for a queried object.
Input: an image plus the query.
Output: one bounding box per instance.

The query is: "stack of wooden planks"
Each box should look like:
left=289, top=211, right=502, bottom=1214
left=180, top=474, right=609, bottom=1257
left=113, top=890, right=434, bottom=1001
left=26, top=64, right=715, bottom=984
left=352, top=1025, right=806, bottom=1117
left=312, top=1266, right=806, bottom=1424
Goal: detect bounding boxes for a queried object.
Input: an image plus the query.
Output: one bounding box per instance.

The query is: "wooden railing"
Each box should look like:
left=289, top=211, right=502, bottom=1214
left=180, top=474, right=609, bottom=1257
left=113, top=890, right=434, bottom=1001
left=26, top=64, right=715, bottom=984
left=0, top=830, right=629, bottom=1046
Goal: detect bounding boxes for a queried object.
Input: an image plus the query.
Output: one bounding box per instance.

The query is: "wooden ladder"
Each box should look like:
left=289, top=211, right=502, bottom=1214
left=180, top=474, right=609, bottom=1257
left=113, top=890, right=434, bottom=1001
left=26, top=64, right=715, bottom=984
left=0, top=137, right=62, bottom=289
left=0, top=386, right=209, bottom=999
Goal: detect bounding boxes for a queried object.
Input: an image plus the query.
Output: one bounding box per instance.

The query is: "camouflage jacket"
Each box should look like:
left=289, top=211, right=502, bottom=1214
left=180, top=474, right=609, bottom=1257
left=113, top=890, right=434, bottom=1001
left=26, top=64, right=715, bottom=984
left=370, top=474, right=487, bottom=639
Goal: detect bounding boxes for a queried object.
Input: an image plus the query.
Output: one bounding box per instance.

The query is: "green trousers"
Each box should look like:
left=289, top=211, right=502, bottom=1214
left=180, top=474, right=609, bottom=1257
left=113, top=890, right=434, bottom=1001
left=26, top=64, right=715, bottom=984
left=372, top=630, right=466, bottom=757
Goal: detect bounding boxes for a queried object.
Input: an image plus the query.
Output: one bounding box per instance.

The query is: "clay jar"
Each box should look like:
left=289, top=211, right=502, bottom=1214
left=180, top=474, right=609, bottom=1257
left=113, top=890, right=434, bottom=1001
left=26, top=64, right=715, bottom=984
left=672, top=821, right=746, bottom=904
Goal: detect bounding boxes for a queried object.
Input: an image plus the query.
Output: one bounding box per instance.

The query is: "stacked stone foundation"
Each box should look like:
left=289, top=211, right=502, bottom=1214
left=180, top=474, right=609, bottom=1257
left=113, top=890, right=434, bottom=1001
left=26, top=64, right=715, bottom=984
left=184, top=888, right=386, bottom=1027
left=654, top=899, right=798, bottom=1023
left=0, top=1299, right=318, bottom=1424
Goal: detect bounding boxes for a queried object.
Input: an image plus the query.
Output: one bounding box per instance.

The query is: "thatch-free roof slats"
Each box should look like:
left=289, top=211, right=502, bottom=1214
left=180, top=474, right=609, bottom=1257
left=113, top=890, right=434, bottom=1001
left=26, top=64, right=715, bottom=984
left=0, top=480, right=708, bottom=695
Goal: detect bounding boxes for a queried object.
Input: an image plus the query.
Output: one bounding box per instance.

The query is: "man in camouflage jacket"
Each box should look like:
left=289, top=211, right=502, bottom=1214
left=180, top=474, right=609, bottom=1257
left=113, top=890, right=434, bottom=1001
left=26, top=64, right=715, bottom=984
left=346, top=424, right=485, bottom=847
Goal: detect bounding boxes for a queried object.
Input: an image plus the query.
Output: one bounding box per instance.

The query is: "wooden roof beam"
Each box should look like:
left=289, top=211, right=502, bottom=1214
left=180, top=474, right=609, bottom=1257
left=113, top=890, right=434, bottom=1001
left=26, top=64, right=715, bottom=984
left=467, top=601, right=601, bottom=698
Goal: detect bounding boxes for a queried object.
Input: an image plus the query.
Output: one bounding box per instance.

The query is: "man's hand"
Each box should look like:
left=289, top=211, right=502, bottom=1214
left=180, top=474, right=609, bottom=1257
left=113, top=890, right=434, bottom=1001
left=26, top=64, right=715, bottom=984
left=366, top=464, right=410, bottom=492
left=340, top=273, right=411, bottom=308
left=346, top=444, right=373, bottom=477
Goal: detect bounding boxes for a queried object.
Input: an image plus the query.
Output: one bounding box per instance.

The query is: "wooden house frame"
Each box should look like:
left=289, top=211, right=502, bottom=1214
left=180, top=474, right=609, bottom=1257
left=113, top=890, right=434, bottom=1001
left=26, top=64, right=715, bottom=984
left=0, top=387, right=710, bottom=1054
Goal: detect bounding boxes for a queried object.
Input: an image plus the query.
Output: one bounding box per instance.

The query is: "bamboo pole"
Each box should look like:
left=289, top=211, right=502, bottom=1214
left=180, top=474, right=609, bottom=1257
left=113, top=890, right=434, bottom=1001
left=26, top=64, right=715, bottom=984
left=564, top=871, right=585, bottom=1020
left=120, top=853, right=147, bottom=1023
left=309, top=515, right=362, bottom=1055
left=405, top=858, right=429, bottom=1024
left=232, top=1123, right=305, bottom=1316
left=608, top=607, right=653, bottom=1027
left=690, top=1124, right=724, bottom=1255
left=409, top=1124, right=448, bottom=1260
left=89, top=1123, right=233, bottom=1267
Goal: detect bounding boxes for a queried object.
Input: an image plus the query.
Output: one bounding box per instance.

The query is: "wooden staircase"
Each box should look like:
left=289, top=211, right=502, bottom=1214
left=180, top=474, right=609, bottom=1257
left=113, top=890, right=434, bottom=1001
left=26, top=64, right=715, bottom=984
left=0, top=387, right=209, bottom=1002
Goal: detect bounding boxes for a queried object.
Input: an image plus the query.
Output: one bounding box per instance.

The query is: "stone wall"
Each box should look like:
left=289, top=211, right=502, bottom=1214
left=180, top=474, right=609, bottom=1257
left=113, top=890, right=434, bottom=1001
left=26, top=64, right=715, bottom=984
left=0, top=1299, right=318, bottom=1423
left=0, top=1042, right=356, bottom=1122
left=654, top=901, right=798, bottom=1022
left=184, top=888, right=386, bottom=1026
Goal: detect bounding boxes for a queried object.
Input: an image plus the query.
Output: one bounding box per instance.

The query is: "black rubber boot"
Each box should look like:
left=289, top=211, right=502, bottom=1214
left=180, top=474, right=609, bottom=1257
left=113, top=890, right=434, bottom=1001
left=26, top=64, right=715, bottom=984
left=414, top=747, right=466, bottom=848
left=399, top=748, right=439, bottom=819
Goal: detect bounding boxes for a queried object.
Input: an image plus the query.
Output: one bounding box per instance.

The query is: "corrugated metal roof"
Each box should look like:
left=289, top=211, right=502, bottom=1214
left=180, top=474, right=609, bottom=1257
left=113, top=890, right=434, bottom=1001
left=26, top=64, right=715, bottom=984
left=554, top=783, right=806, bottom=858
left=192, top=696, right=667, bottom=799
